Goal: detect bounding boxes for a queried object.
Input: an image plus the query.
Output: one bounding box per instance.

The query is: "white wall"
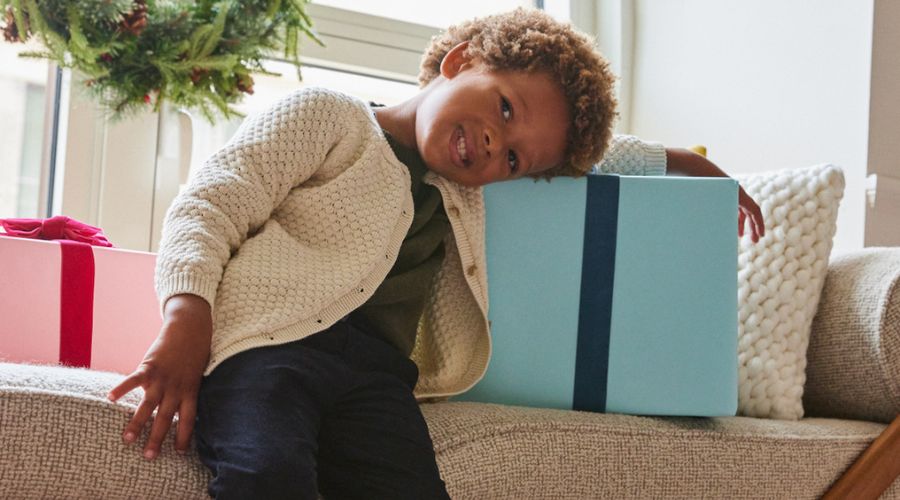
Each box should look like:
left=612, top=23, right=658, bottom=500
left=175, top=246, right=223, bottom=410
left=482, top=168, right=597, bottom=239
left=865, top=0, right=900, bottom=247
left=628, top=0, right=875, bottom=254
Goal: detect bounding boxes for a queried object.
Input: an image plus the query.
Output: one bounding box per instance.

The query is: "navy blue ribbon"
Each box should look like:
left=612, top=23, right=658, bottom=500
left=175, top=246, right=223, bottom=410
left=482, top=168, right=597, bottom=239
left=573, top=174, right=618, bottom=412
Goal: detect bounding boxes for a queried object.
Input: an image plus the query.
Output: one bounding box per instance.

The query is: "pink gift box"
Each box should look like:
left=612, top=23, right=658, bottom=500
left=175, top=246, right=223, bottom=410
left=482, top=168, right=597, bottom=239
left=0, top=234, right=161, bottom=374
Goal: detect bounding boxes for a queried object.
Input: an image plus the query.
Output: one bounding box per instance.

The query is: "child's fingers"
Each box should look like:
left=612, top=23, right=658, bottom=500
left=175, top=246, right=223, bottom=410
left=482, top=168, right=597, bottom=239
left=123, top=389, right=161, bottom=445
left=754, top=208, right=765, bottom=237
left=107, top=372, right=143, bottom=402
left=143, top=397, right=179, bottom=460
left=738, top=210, right=746, bottom=237
left=747, top=210, right=761, bottom=242
left=175, top=399, right=198, bottom=454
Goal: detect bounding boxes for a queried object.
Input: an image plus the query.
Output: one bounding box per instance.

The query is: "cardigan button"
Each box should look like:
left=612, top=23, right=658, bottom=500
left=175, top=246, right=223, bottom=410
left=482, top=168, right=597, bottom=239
left=466, top=265, right=477, bottom=276
left=448, top=206, right=460, bottom=217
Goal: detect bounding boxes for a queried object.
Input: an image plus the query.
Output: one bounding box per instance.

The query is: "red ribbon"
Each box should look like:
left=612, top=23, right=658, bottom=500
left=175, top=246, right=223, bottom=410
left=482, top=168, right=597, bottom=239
left=58, top=241, right=94, bottom=368
left=0, top=215, right=113, bottom=247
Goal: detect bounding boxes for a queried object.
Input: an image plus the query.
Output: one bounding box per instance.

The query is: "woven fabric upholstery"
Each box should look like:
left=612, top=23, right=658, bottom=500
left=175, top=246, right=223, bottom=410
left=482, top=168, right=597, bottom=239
left=0, top=389, right=211, bottom=499
left=424, top=402, right=899, bottom=500
left=1, top=362, right=898, bottom=499
left=804, top=247, right=900, bottom=424
left=0, top=364, right=209, bottom=498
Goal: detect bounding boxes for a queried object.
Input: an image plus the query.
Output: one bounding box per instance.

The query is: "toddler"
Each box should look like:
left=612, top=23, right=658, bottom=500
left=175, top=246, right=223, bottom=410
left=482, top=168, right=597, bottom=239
left=108, top=8, right=764, bottom=499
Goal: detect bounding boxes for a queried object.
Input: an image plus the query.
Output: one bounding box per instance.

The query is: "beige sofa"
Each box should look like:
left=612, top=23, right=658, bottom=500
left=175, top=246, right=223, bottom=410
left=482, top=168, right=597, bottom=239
left=2, top=248, right=898, bottom=499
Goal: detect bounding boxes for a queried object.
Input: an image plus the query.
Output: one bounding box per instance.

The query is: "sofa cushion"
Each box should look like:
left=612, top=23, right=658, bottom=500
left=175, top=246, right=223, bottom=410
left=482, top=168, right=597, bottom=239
left=804, top=247, right=900, bottom=424
left=425, top=402, right=899, bottom=499
left=733, top=164, right=844, bottom=420
left=0, top=364, right=209, bottom=497
left=1, top=388, right=211, bottom=498
left=1, top=362, right=896, bottom=499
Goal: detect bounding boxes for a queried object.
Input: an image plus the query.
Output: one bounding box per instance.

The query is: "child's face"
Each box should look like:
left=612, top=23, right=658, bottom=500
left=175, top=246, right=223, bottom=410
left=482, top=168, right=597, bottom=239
left=415, top=43, right=570, bottom=187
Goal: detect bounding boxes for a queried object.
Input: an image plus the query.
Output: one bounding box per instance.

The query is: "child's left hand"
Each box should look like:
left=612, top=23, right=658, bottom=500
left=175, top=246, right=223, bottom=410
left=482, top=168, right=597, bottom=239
left=666, top=147, right=766, bottom=244
left=738, top=186, right=765, bottom=243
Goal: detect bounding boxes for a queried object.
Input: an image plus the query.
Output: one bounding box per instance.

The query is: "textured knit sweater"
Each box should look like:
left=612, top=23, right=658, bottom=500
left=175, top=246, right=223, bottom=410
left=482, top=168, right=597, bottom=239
left=349, top=129, right=450, bottom=357
left=154, top=87, right=667, bottom=400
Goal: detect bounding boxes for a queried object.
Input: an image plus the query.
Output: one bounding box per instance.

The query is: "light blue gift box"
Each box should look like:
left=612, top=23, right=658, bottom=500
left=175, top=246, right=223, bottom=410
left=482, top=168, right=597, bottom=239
left=456, top=174, right=738, bottom=417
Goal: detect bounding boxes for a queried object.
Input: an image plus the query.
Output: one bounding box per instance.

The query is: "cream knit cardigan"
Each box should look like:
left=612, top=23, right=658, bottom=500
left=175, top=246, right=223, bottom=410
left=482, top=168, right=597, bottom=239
left=155, top=87, right=666, bottom=400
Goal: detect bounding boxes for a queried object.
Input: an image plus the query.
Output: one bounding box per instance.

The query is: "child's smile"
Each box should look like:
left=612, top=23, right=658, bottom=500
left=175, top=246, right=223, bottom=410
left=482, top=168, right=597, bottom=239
left=451, top=125, right=472, bottom=168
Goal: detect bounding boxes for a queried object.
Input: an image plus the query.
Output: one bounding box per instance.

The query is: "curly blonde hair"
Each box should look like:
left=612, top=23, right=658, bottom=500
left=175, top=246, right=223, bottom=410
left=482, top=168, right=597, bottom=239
left=419, top=8, right=618, bottom=179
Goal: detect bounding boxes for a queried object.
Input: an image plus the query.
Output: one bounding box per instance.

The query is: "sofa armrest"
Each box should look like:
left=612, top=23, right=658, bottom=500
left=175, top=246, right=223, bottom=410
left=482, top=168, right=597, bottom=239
left=803, top=247, right=900, bottom=423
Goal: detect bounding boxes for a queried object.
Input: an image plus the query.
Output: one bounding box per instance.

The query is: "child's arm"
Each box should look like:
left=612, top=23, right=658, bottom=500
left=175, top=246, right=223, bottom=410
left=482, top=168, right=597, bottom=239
left=154, top=88, right=353, bottom=310
left=665, top=147, right=765, bottom=243
left=107, top=294, right=211, bottom=459
left=593, top=137, right=764, bottom=243
left=107, top=88, right=354, bottom=460
left=593, top=134, right=667, bottom=177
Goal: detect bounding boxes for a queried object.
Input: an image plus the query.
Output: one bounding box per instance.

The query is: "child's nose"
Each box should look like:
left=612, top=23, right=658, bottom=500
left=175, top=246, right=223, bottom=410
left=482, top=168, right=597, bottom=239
left=484, top=128, right=497, bottom=159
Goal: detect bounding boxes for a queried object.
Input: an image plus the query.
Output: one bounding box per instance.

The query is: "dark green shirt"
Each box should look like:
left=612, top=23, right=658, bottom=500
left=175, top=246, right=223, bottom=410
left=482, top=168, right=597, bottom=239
left=348, top=128, right=452, bottom=357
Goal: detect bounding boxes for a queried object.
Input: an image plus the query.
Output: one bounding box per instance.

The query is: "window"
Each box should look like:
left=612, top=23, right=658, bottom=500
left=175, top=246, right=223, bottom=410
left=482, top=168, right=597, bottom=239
left=0, top=41, right=54, bottom=219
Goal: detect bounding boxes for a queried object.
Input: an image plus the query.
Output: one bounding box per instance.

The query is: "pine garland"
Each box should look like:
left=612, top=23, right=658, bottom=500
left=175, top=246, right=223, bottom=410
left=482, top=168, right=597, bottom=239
left=0, top=0, right=322, bottom=122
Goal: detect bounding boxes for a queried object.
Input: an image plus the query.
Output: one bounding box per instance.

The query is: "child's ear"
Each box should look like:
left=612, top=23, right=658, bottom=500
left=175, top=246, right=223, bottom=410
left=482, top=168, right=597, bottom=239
left=440, top=41, right=472, bottom=79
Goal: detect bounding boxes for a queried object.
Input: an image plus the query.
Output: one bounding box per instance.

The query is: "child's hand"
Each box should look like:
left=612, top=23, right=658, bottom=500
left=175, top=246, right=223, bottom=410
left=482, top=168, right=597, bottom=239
left=738, top=186, right=765, bottom=243
left=107, top=294, right=212, bottom=460
left=666, top=148, right=765, bottom=244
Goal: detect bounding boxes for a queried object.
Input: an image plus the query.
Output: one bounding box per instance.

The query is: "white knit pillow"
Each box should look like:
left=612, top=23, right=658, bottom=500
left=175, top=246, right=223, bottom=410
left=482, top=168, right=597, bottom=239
left=734, top=164, right=844, bottom=420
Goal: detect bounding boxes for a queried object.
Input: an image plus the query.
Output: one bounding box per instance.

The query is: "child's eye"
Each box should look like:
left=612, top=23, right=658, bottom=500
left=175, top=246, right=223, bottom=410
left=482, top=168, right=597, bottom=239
left=500, top=97, right=512, bottom=121
left=508, top=150, right=519, bottom=174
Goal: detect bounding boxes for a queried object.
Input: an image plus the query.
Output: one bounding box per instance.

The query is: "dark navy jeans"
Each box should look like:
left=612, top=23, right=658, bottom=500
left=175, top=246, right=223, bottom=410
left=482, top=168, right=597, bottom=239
left=194, top=316, right=450, bottom=499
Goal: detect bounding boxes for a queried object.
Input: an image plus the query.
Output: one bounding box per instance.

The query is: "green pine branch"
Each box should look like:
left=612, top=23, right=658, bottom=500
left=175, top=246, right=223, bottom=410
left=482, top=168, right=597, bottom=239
left=2, top=0, right=322, bottom=122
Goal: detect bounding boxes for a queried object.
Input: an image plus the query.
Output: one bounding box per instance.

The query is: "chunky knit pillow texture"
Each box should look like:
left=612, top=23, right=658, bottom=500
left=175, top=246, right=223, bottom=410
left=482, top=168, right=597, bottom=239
left=733, top=164, right=845, bottom=420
